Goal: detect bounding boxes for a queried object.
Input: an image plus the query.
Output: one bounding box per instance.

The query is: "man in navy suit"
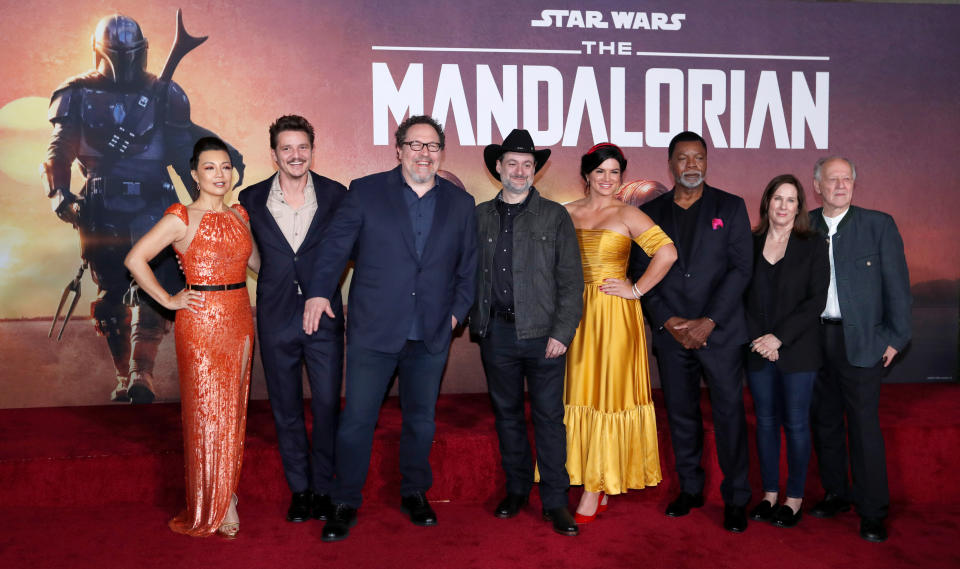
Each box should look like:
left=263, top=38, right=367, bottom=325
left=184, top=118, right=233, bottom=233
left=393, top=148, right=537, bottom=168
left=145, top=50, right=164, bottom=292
left=238, top=116, right=347, bottom=524
left=631, top=131, right=753, bottom=532
left=303, top=115, right=478, bottom=541
left=807, top=157, right=911, bottom=543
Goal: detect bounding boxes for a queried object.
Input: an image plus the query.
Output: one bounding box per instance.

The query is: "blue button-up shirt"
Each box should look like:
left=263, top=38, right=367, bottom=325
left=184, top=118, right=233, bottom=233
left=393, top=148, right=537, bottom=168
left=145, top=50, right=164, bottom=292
left=402, top=182, right=437, bottom=340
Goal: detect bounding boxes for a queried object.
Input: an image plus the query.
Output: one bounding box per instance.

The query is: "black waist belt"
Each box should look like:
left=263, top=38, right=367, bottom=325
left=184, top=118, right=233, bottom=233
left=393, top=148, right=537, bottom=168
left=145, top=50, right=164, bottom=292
left=820, top=317, right=843, bottom=325
left=187, top=282, right=246, bottom=291
left=492, top=309, right=516, bottom=323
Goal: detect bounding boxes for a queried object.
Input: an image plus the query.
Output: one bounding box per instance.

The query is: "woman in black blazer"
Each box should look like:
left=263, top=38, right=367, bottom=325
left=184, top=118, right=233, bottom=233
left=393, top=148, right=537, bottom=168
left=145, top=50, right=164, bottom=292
left=745, top=174, right=829, bottom=528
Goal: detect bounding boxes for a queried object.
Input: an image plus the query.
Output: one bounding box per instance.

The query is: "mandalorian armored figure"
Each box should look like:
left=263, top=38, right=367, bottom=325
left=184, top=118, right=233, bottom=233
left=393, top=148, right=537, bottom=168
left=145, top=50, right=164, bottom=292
left=43, top=13, right=244, bottom=403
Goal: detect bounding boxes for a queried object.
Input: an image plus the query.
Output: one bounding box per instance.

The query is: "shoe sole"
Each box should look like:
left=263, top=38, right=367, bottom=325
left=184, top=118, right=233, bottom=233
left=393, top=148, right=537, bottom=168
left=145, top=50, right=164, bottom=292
left=400, top=506, right=437, bottom=527
left=809, top=506, right=851, bottom=519
left=553, top=527, right=579, bottom=536
left=127, top=385, right=155, bottom=405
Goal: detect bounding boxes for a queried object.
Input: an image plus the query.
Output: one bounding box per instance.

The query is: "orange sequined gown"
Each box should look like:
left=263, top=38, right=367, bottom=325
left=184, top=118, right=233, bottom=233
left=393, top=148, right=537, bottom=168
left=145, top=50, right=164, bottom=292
left=563, top=226, right=672, bottom=494
left=165, top=203, right=253, bottom=536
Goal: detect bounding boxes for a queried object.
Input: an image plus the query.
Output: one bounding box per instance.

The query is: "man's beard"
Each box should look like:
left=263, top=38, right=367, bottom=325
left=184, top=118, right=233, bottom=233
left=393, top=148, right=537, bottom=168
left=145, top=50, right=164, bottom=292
left=675, top=171, right=704, bottom=189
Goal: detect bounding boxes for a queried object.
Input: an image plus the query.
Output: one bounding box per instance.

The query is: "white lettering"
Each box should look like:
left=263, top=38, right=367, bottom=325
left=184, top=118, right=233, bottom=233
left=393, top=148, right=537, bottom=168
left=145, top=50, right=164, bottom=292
left=522, top=65, right=564, bottom=146
left=372, top=62, right=423, bottom=145
left=746, top=71, right=790, bottom=149
left=476, top=65, right=518, bottom=146
left=563, top=67, right=608, bottom=146
left=430, top=64, right=475, bottom=145
left=791, top=71, right=829, bottom=149
left=645, top=68, right=685, bottom=147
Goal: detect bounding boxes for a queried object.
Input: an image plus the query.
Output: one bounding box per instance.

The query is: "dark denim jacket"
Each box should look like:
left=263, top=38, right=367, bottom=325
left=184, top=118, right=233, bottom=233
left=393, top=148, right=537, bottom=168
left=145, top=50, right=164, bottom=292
left=469, top=188, right=583, bottom=344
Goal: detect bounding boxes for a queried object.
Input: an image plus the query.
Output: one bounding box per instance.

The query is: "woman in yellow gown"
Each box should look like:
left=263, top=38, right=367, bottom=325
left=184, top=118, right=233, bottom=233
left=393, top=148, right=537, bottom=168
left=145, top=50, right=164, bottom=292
left=563, top=143, right=677, bottom=523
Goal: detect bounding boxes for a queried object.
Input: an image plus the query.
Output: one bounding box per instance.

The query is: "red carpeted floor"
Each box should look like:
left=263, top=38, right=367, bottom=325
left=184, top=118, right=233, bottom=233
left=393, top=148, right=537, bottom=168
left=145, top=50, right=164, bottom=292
left=2, top=384, right=959, bottom=569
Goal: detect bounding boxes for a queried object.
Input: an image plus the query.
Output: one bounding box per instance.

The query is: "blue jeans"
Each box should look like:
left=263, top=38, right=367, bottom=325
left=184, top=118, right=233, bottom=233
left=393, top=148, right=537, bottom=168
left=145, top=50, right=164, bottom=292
left=746, top=361, right=816, bottom=498
left=331, top=340, right=448, bottom=508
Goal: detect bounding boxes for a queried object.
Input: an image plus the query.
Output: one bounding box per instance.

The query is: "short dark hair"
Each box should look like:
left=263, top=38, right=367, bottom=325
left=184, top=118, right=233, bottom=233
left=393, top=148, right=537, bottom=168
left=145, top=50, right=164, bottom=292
left=580, top=143, right=627, bottom=181
left=753, top=173, right=813, bottom=237
left=394, top=115, right=445, bottom=149
left=190, top=136, right=230, bottom=170
left=269, top=115, right=315, bottom=149
left=668, top=131, right=708, bottom=160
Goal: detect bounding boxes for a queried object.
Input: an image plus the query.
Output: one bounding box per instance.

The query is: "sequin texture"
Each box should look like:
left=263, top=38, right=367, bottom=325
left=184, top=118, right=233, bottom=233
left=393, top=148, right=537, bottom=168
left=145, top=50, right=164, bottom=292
left=165, top=203, right=253, bottom=536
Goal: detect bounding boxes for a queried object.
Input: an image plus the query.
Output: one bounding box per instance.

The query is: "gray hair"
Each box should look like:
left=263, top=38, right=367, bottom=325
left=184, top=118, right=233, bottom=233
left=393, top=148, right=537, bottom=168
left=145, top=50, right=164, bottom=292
left=814, top=156, right=857, bottom=182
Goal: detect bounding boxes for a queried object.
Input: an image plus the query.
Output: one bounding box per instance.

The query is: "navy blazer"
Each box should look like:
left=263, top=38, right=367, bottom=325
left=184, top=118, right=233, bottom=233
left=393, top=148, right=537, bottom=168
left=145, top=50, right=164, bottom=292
left=238, top=171, right=348, bottom=332
left=810, top=206, right=911, bottom=367
left=632, top=184, right=753, bottom=350
left=305, top=166, right=478, bottom=354
left=745, top=231, right=829, bottom=373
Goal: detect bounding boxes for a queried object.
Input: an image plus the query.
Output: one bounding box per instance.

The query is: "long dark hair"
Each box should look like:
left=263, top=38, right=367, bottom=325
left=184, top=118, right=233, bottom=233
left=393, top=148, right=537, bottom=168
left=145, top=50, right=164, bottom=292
left=189, top=136, right=230, bottom=170
left=753, top=174, right=813, bottom=237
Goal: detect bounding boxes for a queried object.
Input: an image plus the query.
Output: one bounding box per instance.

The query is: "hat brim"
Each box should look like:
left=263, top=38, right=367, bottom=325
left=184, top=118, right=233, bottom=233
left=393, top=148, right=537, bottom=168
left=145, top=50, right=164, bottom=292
left=483, top=145, right=551, bottom=181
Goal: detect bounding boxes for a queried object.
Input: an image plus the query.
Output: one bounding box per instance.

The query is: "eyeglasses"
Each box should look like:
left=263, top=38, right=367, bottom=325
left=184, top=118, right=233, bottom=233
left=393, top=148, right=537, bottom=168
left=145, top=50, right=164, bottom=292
left=400, top=140, right=442, bottom=152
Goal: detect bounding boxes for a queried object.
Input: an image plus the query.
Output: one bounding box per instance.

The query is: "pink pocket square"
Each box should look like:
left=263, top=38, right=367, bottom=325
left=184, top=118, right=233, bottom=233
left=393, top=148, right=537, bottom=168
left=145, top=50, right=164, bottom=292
left=711, top=218, right=724, bottom=230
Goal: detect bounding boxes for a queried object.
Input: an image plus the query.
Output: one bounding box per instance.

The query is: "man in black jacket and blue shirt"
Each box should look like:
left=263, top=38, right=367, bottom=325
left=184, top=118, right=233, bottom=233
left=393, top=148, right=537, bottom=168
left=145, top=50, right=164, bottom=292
left=470, top=129, right=583, bottom=536
left=808, top=156, right=911, bottom=543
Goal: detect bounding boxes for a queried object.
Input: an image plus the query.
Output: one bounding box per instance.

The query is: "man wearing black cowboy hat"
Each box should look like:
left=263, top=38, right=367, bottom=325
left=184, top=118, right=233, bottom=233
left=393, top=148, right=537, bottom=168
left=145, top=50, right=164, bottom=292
left=469, top=129, right=584, bottom=536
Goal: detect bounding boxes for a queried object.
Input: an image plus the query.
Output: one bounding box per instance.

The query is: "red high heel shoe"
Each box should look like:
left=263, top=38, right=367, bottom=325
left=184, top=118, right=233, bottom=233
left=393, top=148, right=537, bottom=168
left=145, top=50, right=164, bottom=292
left=574, top=492, right=605, bottom=524
left=598, top=493, right=608, bottom=513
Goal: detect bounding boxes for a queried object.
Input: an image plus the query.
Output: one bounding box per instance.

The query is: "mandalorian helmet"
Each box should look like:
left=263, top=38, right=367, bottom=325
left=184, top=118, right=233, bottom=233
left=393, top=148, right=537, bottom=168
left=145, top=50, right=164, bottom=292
left=92, top=14, right=148, bottom=85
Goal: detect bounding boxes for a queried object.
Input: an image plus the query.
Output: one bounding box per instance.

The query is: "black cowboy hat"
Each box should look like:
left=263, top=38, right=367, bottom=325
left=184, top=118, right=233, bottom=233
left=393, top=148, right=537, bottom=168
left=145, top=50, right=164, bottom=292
left=483, top=129, right=552, bottom=180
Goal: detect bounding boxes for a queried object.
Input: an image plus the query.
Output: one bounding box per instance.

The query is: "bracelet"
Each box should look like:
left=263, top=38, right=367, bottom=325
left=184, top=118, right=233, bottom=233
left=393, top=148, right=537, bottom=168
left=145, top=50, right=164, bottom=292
left=632, top=283, right=642, bottom=300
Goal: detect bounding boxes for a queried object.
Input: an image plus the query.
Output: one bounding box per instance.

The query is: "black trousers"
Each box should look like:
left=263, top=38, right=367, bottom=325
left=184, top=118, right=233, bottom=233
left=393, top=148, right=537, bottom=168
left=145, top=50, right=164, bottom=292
left=653, top=343, right=751, bottom=506
left=811, top=323, right=889, bottom=520
left=259, top=301, right=344, bottom=495
left=479, top=318, right=570, bottom=510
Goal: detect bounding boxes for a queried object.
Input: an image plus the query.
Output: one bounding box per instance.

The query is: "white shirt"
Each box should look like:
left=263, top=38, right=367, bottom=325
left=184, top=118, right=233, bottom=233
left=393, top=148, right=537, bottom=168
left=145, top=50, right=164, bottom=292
left=821, top=208, right=850, bottom=319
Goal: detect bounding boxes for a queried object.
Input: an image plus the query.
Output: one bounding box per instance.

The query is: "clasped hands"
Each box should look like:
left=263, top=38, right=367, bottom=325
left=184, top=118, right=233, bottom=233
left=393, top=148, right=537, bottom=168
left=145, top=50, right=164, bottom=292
left=750, top=333, right=782, bottom=362
left=665, top=316, right=716, bottom=350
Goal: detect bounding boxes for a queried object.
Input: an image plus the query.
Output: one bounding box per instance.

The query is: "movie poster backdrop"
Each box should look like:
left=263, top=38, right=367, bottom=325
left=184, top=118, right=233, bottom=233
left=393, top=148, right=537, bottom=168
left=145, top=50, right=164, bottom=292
left=1, top=1, right=957, bottom=407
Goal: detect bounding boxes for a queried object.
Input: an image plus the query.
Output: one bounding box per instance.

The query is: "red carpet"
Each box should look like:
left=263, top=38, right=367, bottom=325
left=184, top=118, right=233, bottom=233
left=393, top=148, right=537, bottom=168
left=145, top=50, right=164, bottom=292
left=2, top=384, right=959, bottom=568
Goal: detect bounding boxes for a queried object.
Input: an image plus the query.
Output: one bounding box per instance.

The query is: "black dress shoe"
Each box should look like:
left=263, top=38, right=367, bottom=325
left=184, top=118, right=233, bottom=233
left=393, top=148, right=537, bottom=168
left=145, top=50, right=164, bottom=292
left=286, top=490, right=313, bottom=522
left=772, top=504, right=802, bottom=528
left=665, top=492, right=705, bottom=517
left=810, top=493, right=851, bottom=519
left=321, top=504, right=358, bottom=542
left=542, top=507, right=579, bottom=536
left=400, top=492, right=438, bottom=526
left=494, top=494, right=528, bottom=519
left=859, top=517, right=887, bottom=543
left=749, top=500, right=777, bottom=522
left=723, top=504, right=748, bottom=533
left=313, top=493, right=334, bottom=521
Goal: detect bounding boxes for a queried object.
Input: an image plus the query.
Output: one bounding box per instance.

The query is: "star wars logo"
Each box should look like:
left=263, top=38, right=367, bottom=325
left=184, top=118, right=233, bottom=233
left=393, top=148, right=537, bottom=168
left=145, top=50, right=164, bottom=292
left=530, top=9, right=686, bottom=31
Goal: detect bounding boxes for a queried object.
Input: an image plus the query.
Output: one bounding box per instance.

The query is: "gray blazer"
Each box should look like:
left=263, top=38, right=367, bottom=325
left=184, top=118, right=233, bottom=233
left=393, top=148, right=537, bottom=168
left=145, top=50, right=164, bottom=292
left=810, top=205, right=912, bottom=367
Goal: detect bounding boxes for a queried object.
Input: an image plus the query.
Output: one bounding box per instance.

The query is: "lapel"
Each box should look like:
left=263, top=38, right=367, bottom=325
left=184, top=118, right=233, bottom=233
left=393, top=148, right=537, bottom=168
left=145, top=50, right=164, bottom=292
left=253, top=175, right=295, bottom=255
left=384, top=167, right=419, bottom=260
left=300, top=172, right=332, bottom=250
left=650, top=191, right=680, bottom=267
left=689, top=184, right=718, bottom=265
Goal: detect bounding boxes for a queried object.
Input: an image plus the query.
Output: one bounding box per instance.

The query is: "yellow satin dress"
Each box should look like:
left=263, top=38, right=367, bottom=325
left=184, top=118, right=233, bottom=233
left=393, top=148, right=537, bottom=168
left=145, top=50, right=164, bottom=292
left=564, top=226, right=672, bottom=494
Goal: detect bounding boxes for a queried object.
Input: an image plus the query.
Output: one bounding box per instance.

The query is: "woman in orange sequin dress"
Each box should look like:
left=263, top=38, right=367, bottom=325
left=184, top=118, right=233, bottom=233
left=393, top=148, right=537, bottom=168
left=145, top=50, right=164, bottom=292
left=125, top=137, right=255, bottom=538
left=562, top=144, right=678, bottom=523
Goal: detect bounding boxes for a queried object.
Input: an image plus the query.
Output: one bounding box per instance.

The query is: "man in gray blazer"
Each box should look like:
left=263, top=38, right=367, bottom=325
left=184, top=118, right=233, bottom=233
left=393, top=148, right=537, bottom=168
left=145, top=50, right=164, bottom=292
left=808, top=156, right=911, bottom=543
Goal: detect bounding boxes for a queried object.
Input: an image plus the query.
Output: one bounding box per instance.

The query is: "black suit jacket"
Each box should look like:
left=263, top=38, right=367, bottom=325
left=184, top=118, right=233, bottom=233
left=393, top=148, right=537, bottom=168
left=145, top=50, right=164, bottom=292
left=306, top=166, right=477, bottom=354
left=238, top=171, right=347, bottom=332
left=745, top=231, right=829, bottom=373
left=632, top=184, right=753, bottom=350
left=810, top=206, right=911, bottom=367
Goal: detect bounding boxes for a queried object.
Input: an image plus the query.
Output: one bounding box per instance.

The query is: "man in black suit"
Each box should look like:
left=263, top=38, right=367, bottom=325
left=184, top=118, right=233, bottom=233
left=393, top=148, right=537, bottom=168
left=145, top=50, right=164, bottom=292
left=808, top=156, right=911, bottom=543
left=303, top=115, right=477, bottom=541
left=632, top=131, right=753, bottom=532
left=238, top=115, right=347, bottom=524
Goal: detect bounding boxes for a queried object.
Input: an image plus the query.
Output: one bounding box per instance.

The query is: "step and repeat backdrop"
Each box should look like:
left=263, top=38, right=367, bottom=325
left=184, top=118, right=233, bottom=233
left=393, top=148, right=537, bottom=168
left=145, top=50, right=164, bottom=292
left=1, top=1, right=957, bottom=407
